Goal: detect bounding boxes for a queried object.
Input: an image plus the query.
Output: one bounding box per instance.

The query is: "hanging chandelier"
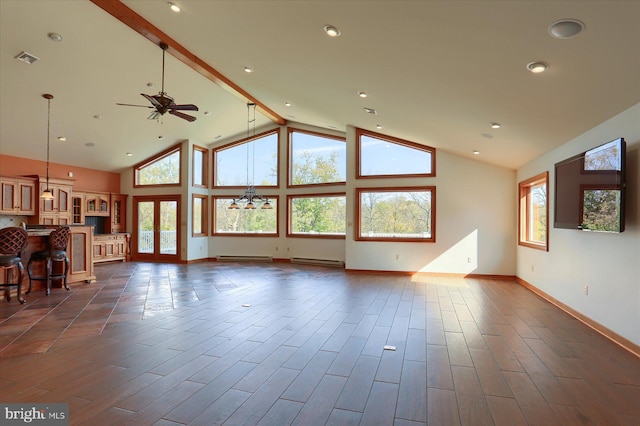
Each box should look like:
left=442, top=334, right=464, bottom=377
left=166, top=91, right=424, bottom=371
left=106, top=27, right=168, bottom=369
left=40, top=93, right=55, bottom=200
left=229, top=103, right=271, bottom=210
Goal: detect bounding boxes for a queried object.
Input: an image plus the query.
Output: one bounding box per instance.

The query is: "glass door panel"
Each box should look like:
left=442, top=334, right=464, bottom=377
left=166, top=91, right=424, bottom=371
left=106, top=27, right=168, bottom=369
left=133, top=196, right=180, bottom=262
left=137, top=201, right=155, bottom=254
left=159, top=201, right=178, bottom=255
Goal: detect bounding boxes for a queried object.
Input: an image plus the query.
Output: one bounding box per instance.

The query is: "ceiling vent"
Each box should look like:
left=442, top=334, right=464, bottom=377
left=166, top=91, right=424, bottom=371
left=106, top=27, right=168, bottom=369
left=15, top=51, right=39, bottom=64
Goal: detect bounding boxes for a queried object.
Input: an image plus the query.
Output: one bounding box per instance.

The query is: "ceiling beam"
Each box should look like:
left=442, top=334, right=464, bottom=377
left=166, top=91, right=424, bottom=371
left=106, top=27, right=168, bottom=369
left=90, top=0, right=286, bottom=125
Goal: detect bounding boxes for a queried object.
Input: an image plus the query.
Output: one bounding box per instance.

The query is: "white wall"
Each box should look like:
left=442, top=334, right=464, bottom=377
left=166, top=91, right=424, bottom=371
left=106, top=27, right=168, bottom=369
left=345, top=127, right=517, bottom=274
left=517, top=103, right=640, bottom=345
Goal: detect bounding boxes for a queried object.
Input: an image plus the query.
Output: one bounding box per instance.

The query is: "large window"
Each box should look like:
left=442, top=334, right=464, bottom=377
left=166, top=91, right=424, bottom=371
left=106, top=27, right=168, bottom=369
left=357, top=129, right=435, bottom=178
left=213, top=129, right=279, bottom=187
left=287, top=193, right=346, bottom=238
left=519, top=172, right=548, bottom=251
left=192, top=194, right=208, bottom=237
left=356, top=187, right=435, bottom=242
left=134, top=144, right=182, bottom=187
left=288, top=129, right=346, bottom=187
left=193, top=145, right=208, bottom=188
left=212, top=196, right=278, bottom=236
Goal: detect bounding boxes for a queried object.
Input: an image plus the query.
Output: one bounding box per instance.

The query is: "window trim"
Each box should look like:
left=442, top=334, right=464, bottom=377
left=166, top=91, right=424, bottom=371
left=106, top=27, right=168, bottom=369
left=518, top=171, right=549, bottom=251
left=355, top=186, right=436, bottom=242
left=192, top=193, right=208, bottom=237
left=287, top=127, right=346, bottom=188
left=192, top=144, right=209, bottom=188
left=286, top=192, right=347, bottom=239
left=356, top=128, right=436, bottom=179
left=211, top=195, right=280, bottom=237
left=212, top=128, right=280, bottom=189
left=133, top=143, right=182, bottom=188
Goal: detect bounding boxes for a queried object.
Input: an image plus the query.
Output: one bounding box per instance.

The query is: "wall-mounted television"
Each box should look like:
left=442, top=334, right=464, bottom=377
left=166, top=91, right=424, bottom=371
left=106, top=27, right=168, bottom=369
left=554, top=137, right=626, bottom=233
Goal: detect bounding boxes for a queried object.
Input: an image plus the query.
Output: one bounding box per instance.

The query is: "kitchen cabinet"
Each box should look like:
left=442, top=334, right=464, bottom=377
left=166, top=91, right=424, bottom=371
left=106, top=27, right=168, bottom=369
left=93, top=233, right=129, bottom=263
left=29, top=177, right=73, bottom=225
left=0, top=176, right=36, bottom=215
left=107, top=194, right=127, bottom=234
left=85, top=192, right=110, bottom=216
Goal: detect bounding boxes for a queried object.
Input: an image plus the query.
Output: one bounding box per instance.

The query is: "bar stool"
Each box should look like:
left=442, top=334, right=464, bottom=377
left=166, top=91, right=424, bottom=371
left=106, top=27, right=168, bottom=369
left=27, top=226, right=70, bottom=296
left=0, top=226, right=28, bottom=304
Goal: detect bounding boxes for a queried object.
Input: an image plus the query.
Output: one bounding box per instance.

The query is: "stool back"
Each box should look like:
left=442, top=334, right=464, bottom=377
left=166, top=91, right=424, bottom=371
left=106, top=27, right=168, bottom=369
left=0, top=227, right=28, bottom=256
left=49, top=226, right=70, bottom=253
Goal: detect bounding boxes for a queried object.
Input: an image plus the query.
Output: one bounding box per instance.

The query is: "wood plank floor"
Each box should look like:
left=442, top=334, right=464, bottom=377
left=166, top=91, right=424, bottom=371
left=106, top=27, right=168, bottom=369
left=1, top=261, right=638, bottom=425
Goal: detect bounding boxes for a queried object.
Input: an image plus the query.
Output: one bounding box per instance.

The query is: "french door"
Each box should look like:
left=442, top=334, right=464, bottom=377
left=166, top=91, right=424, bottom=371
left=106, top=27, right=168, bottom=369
left=132, top=195, right=181, bottom=262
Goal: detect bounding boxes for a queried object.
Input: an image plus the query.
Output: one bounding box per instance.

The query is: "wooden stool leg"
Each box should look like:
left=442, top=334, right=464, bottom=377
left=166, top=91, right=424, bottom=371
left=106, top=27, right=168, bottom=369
left=16, top=263, right=25, bottom=304
left=63, top=257, right=70, bottom=291
left=46, top=257, right=52, bottom=296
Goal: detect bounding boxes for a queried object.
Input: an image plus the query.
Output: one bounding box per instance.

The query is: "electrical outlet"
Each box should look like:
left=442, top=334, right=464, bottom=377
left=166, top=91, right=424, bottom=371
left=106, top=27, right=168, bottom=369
left=531, top=265, right=535, bottom=272
left=467, top=257, right=472, bottom=263
left=583, top=285, right=589, bottom=295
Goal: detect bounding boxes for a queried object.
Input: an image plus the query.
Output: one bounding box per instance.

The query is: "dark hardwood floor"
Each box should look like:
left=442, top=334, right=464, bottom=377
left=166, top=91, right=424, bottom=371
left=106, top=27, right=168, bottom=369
left=1, top=261, right=638, bottom=425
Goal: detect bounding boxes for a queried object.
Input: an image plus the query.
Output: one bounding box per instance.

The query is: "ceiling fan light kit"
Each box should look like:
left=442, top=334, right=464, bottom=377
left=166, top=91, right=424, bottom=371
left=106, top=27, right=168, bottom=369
left=117, top=42, right=198, bottom=122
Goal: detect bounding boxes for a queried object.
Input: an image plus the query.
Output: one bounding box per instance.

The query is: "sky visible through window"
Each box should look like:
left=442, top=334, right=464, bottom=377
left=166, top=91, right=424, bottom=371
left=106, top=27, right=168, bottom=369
left=361, top=135, right=432, bottom=176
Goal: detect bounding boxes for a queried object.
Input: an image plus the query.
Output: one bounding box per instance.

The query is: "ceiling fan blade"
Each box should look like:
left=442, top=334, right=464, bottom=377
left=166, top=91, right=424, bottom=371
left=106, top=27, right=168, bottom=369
left=141, top=93, right=163, bottom=109
left=169, top=104, right=199, bottom=111
left=116, top=102, right=153, bottom=108
left=169, top=110, right=197, bottom=122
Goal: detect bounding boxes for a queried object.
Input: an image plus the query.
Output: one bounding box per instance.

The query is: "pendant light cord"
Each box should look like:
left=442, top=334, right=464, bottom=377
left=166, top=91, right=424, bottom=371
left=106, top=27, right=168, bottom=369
left=45, top=95, right=51, bottom=190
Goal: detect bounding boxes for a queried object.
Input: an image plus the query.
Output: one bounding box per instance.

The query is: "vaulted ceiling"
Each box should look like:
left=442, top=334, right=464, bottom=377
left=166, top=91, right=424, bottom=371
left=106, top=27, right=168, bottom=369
left=1, top=0, right=639, bottom=173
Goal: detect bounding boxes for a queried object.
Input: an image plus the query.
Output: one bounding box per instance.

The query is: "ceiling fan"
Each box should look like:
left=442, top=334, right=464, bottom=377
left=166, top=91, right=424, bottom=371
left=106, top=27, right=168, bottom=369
left=117, top=42, right=198, bottom=122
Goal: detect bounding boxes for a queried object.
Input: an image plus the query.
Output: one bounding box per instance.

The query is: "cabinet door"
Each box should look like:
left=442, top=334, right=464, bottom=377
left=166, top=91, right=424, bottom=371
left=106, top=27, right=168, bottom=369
left=72, top=196, right=84, bottom=224
left=1, top=181, right=16, bottom=213
left=58, top=187, right=70, bottom=213
left=18, top=182, right=35, bottom=214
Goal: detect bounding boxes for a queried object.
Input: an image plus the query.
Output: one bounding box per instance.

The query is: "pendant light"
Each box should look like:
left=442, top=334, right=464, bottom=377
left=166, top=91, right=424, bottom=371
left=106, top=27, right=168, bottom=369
left=229, top=103, right=271, bottom=210
left=40, top=93, right=55, bottom=200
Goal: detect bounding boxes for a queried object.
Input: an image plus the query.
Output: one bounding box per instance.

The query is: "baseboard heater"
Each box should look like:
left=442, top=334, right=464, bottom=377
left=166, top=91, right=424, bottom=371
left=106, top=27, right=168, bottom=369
left=290, top=257, right=345, bottom=268
left=216, top=255, right=273, bottom=263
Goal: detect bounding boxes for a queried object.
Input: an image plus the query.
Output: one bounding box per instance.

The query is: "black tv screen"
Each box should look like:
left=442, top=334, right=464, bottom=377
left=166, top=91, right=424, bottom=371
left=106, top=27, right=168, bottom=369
left=554, top=137, right=626, bottom=232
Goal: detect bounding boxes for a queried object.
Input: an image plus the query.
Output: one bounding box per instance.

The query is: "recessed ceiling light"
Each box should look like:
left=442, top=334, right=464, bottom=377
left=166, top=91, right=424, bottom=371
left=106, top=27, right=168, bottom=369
left=48, top=33, right=62, bottom=42
left=527, top=61, right=549, bottom=73
left=364, top=107, right=377, bottom=115
left=214, top=135, right=222, bottom=140
left=57, top=136, right=67, bottom=141
left=548, top=19, right=585, bottom=39
left=490, top=123, right=501, bottom=129
left=158, top=135, right=164, bottom=140
left=323, top=25, right=341, bottom=37
left=147, top=82, right=155, bottom=88
left=481, top=133, right=493, bottom=139
left=126, top=152, right=133, bottom=157
left=284, top=101, right=291, bottom=107
left=473, top=150, right=480, bottom=155
left=85, top=142, right=95, bottom=147
left=244, top=66, right=253, bottom=73
left=168, top=2, right=181, bottom=13
left=93, top=114, right=102, bottom=119
left=358, top=91, right=368, bottom=98
left=203, top=111, right=211, bottom=116
left=376, top=124, right=383, bottom=129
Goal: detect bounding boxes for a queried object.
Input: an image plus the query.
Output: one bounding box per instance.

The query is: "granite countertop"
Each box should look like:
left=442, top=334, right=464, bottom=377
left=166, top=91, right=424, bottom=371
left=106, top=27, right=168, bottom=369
left=27, top=229, right=54, bottom=236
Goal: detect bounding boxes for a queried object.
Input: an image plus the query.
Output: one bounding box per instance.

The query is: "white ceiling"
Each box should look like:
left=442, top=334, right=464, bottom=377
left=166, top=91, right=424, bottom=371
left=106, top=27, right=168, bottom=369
left=1, top=0, right=639, bottom=173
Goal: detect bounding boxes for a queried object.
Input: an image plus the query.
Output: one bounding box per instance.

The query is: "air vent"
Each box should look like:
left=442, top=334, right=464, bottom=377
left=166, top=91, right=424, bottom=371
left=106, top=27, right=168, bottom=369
left=15, top=51, right=39, bottom=64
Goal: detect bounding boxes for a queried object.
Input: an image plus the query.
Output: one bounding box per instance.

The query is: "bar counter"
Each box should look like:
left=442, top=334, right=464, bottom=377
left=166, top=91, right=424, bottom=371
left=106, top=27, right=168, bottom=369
left=21, top=225, right=96, bottom=293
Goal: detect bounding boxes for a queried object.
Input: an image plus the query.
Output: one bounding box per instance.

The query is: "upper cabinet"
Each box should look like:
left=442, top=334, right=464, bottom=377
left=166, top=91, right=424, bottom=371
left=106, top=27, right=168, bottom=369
left=31, top=177, right=73, bottom=225
left=84, top=192, right=110, bottom=217
left=107, top=194, right=127, bottom=234
left=0, top=176, right=36, bottom=215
